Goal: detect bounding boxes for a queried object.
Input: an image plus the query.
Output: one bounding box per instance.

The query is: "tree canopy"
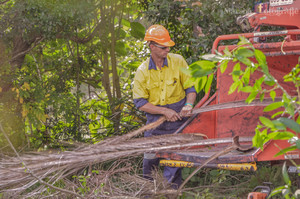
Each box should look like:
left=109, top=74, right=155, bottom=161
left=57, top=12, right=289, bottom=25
left=0, top=0, right=253, bottom=149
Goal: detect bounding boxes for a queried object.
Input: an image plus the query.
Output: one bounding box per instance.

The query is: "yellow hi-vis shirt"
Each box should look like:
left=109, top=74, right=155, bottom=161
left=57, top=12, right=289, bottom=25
left=133, top=53, right=192, bottom=106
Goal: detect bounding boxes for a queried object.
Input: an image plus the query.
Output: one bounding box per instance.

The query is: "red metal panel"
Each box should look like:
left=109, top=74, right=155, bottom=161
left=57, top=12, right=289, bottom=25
left=182, top=97, right=216, bottom=139
left=256, top=140, right=300, bottom=162
left=216, top=54, right=298, bottom=140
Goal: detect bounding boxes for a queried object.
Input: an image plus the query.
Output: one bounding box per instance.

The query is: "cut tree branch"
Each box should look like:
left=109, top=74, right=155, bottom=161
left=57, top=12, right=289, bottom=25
left=0, top=122, right=84, bottom=199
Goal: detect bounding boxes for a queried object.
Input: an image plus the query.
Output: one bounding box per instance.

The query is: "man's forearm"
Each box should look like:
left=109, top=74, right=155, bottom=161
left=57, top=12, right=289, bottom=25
left=186, top=92, right=197, bottom=106
left=139, top=102, right=167, bottom=115
left=139, top=102, right=182, bottom=121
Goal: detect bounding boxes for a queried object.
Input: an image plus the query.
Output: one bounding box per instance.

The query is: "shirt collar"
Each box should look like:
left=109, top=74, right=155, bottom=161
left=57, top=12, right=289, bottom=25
left=148, top=56, right=168, bottom=70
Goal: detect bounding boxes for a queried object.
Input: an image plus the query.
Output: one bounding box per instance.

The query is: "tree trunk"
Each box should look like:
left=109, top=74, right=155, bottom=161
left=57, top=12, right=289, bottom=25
left=0, top=36, right=31, bottom=152
left=110, top=2, right=122, bottom=132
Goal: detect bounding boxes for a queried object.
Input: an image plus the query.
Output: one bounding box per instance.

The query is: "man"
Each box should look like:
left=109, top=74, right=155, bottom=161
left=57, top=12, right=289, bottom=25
left=133, top=24, right=197, bottom=188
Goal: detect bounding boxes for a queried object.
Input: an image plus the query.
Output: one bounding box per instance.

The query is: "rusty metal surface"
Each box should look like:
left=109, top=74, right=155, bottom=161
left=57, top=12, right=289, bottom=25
left=212, top=29, right=300, bottom=52
left=174, top=93, right=217, bottom=135
left=218, top=41, right=300, bottom=56
left=246, top=0, right=300, bottom=30
left=156, top=146, right=259, bottom=164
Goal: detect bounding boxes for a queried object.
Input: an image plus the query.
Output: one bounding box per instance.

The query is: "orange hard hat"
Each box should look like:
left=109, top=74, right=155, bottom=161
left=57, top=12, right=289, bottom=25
left=144, top=25, right=175, bottom=47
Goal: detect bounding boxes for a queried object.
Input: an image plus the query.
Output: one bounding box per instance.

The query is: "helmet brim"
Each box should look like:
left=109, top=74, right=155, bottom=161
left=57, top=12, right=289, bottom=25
left=156, top=40, right=175, bottom=47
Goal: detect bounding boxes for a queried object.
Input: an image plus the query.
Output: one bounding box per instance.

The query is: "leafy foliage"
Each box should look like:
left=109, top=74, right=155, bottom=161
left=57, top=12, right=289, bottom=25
left=143, top=0, right=253, bottom=64
left=0, top=0, right=148, bottom=149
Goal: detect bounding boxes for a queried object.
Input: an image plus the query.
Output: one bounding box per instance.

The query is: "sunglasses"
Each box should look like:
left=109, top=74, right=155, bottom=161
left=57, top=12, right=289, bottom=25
left=151, top=42, right=169, bottom=50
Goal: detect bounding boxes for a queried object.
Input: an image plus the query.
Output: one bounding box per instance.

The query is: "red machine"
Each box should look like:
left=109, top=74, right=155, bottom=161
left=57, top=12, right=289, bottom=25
left=157, top=0, right=300, bottom=175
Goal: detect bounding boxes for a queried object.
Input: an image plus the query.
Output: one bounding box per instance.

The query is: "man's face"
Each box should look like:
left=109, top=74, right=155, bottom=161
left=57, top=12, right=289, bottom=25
left=150, top=42, right=170, bottom=59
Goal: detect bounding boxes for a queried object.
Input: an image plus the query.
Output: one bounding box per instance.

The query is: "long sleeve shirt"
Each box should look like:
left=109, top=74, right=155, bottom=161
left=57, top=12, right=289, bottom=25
left=133, top=53, right=196, bottom=137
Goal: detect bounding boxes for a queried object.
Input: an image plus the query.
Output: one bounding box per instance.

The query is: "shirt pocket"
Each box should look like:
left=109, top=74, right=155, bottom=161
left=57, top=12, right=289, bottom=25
left=166, top=78, right=180, bottom=98
left=146, top=82, right=160, bottom=98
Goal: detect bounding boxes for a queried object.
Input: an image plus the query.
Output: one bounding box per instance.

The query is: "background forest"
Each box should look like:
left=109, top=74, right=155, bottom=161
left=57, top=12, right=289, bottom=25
left=0, top=0, right=253, bottom=149
left=0, top=0, right=297, bottom=198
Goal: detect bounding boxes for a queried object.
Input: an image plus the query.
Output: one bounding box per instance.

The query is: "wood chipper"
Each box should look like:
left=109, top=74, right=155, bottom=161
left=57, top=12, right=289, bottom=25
left=156, top=0, right=300, bottom=184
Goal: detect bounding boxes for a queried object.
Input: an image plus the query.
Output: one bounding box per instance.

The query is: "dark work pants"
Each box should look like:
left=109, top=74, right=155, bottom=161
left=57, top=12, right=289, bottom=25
left=140, top=99, right=188, bottom=189
left=143, top=157, right=182, bottom=189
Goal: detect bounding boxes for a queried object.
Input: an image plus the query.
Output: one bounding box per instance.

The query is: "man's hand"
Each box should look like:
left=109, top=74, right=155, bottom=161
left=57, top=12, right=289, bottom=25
left=139, top=102, right=184, bottom=122
left=179, top=104, right=193, bottom=117
left=163, top=108, right=182, bottom=122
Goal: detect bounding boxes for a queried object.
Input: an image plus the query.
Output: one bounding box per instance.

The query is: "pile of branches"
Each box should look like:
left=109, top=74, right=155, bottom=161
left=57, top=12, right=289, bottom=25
left=0, top=118, right=207, bottom=198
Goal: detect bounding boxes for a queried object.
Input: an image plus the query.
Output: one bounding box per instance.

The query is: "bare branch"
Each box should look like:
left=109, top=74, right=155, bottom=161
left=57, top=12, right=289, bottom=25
left=0, top=122, right=84, bottom=199
left=56, top=20, right=104, bottom=44
left=0, top=0, right=9, bottom=5
left=10, top=37, right=44, bottom=63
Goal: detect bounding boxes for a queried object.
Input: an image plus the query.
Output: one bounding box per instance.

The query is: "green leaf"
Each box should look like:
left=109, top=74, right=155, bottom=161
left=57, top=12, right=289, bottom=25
left=118, top=29, right=127, bottom=39
left=194, top=76, right=207, bottom=92
left=239, top=86, right=253, bottom=93
left=297, top=116, right=300, bottom=124
left=236, top=48, right=254, bottom=58
left=270, top=90, right=276, bottom=101
left=272, top=120, right=287, bottom=130
left=190, top=60, right=216, bottom=77
left=286, top=104, right=295, bottom=116
left=268, top=131, right=294, bottom=140
left=296, top=139, right=300, bottom=149
left=115, top=41, right=127, bottom=56
left=121, top=19, right=131, bottom=27
left=246, top=91, right=258, bottom=104
left=282, top=188, right=290, bottom=198
left=259, top=116, right=274, bottom=128
left=205, top=74, right=213, bottom=94
left=191, top=68, right=214, bottom=78
left=190, top=60, right=216, bottom=70
left=184, top=77, right=195, bottom=88
left=236, top=56, right=252, bottom=66
left=253, top=128, right=264, bottom=149
left=223, top=47, right=231, bottom=57
left=254, top=49, right=267, bottom=67
left=181, top=67, right=192, bottom=75
left=194, top=78, right=201, bottom=92
left=242, top=67, right=251, bottom=85
left=201, top=54, right=223, bottom=61
left=271, top=111, right=284, bottom=119
left=282, top=161, right=290, bottom=185
left=275, top=146, right=297, bottom=156
left=127, top=61, right=141, bottom=69
left=278, top=117, right=300, bottom=133
left=237, top=36, right=251, bottom=45
left=260, top=64, right=269, bottom=75
left=220, top=60, right=229, bottom=73
left=228, top=81, right=239, bottom=95
left=259, top=92, right=265, bottom=102
left=268, top=186, right=287, bottom=197
left=232, top=62, right=241, bottom=73
left=264, top=101, right=283, bottom=112
left=130, top=22, right=145, bottom=40
left=264, top=75, right=275, bottom=86
left=254, top=76, right=265, bottom=91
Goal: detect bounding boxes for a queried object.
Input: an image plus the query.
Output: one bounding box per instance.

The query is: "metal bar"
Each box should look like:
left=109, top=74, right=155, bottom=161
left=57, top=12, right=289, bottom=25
left=212, top=29, right=300, bottom=52
left=191, top=97, right=281, bottom=115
